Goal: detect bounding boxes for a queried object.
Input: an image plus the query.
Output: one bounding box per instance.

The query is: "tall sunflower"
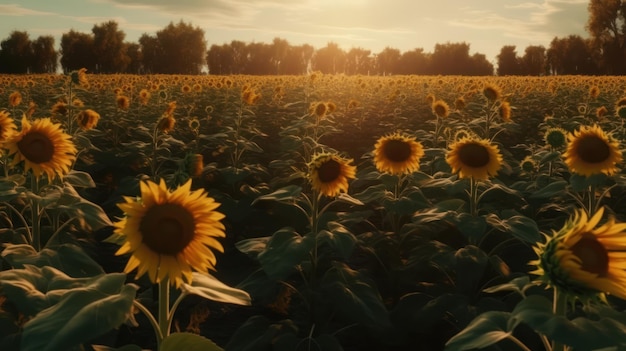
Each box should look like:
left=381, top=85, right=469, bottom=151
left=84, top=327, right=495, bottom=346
left=309, top=153, right=356, bottom=197
left=563, top=124, right=622, bottom=177
left=112, top=179, right=225, bottom=287
left=6, top=116, right=76, bottom=180
left=374, top=133, right=424, bottom=175
left=0, top=110, right=17, bottom=143
left=446, top=136, right=502, bottom=180
left=530, top=207, right=626, bottom=301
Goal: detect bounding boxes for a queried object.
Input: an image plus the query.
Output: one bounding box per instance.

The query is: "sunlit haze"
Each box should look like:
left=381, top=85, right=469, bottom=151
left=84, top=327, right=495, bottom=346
left=0, top=0, right=589, bottom=66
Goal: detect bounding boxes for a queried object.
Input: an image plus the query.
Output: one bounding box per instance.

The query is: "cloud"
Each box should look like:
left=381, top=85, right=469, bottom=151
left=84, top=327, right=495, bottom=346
left=0, top=4, right=54, bottom=16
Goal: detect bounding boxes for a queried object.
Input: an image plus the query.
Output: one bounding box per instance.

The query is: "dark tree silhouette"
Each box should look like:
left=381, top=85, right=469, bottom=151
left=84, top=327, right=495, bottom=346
left=60, top=30, right=96, bottom=73
left=92, top=21, right=130, bottom=73
left=345, top=47, right=372, bottom=75
left=521, top=45, right=547, bottom=76
left=31, top=35, right=58, bottom=73
left=547, top=35, right=597, bottom=75
left=312, top=42, right=346, bottom=74
left=497, top=46, right=522, bottom=76
left=143, top=21, right=207, bottom=74
left=587, top=0, right=626, bottom=74
left=0, top=31, right=33, bottom=73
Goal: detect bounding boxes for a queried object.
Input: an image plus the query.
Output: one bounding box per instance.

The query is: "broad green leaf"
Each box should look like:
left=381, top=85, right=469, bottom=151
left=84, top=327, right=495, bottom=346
left=455, top=245, right=489, bottom=295
left=226, top=316, right=298, bottom=351
left=235, top=236, right=270, bottom=258
left=529, top=180, right=567, bottom=199
left=483, top=276, right=531, bottom=297
left=161, top=332, right=223, bottom=351
left=444, top=311, right=512, bottom=351
left=353, top=184, right=387, bottom=203
left=251, top=185, right=302, bottom=205
left=321, top=262, right=391, bottom=329
left=21, top=274, right=137, bottom=351
left=2, top=243, right=105, bottom=277
left=258, top=227, right=315, bottom=280
left=318, top=221, right=357, bottom=259
left=64, top=170, right=96, bottom=188
left=180, top=272, right=251, bottom=306
left=335, top=192, right=364, bottom=206
left=91, top=345, right=143, bottom=351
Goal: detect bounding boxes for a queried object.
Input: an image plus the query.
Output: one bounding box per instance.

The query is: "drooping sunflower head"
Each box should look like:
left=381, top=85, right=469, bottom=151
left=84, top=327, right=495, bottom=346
left=6, top=116, right=77, bottom=180
left=117, top=95, right=130, bottom=110
left=76, top=109, right=100, bottom=131
left=596, top=106, right=608, bottom=119
left=113, top=179, right=225, bottom=287
left=0, top=110, right=17, bottom=144
left=454, top=96, right=466, bottom=111
left=544, top=127, right=568, bottom=149
left=499, top=101, right=512, bottom=122
left=432, top=100, right=450, bottom=118
left=139, top=89, right=151, bottom=105
left=70, top=68, right=89, bottom=87
left=482, top=83, right=501, bottom=101
left=446, top=137, right=503, bottom=181
left=563, top=124, right=622, bottom=177
left=530, top=207, right=626, bottom=302
left=308, top=152, right=356, bottom=197
left=589, top=85, right=600, bottom=99
left=373, top=133, right=425, bottom=175
left=157, top=115, right=176, bottom=134
left=9, top=91, right=22, bottom=107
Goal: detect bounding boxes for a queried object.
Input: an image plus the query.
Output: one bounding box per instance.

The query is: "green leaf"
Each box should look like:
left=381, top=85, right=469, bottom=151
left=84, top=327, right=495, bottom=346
left=251, top=185, right=302, bottom=205
left=455, top=245, right=489, bottom=295
left=529, top=180, right=567, bottom=199
left=235, top=236, right=270, bottom=259
left=226, top=316, right=298, bottom=351
left=335, top=192, right=364, bottom=206
left=483, top=276, right=531, bottom=297
left=258, top=228, right=315, bottom=280
left=21, top=274, right=137, bottom=351
left=2, top=243, right=105, bottom=277
left=444, top=311, right=512, bottom=351
left=161, top=332, right=223, bottom=351
left=321, top=262, right=391, bottom=329
left=511, top=295, right=626, bottom=349
left=64, top=170, right=96, bottom=188
left=318, top=221, right=357, bottom=259
left=91, top=345, right=143, bottom=351
left=180, top=272, right=251, bottom=306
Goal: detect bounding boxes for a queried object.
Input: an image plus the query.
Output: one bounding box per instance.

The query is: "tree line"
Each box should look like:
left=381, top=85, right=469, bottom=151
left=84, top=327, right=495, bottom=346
left=0, top=0, right=624, bottom=76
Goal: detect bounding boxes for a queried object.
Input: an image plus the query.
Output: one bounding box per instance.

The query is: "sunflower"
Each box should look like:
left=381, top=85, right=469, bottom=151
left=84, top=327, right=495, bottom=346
left=0, top=110, right=17, bottom=143
left=157, top=115, right=176, bottom=134
left=482, top=83, right=501, bottom=101
left=6, top=116, right=76, bottom=180
left=117, top=95, right=130, bottom=110
left=499, top=101, right=512, bottom=122
left=530, top=207, right=626, bottom=301
left=374, top=133, right=425, bottom=175
left=112, top=179, right=225, bottom=287
left=76, top=109, right=100, bottom=131
left=544, top=127, right=568, bottom=149
left=563, top=124, right=622, bottom=177
left=309, top=153, right=356, bottom=197
left=432, top=100, right=450, bottom=118
left=139, top=89, right=151, bottom=106
left=8, top=91, right=22, bottom=107
left=446, top=136, right=502, bottom=180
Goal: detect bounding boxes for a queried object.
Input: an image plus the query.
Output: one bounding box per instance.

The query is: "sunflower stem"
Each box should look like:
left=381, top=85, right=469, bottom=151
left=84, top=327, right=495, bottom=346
left=552, top=288, right=569, bottom=351
left=469, top=176, right=479, bottom=217
left=31, top=176, right=41, bottom=251
left=157, top=276, right=171, bottom=349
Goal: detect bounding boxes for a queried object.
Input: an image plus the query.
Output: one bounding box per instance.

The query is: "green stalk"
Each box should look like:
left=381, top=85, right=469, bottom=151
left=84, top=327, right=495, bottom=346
left=158, top=276, right=171, bottom=350
left=31, top=176, right=41, bottom=251
left=552, top=288, right=569, bottom=351
left=470, top=176, right=478, bottom=217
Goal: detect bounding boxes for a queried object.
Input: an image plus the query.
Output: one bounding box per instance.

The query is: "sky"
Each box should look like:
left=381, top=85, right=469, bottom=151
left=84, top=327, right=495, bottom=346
left=0, top=0, right=590, bottom=65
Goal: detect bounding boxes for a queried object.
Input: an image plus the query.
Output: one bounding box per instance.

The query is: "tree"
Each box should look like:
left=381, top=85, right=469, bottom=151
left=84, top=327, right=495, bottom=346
left=496, top=45, right=521, bottom=75
left=547, top=35, right=597, bottom=75
left=430, top=42, right=473, bottom=75
left=60, top=30, right=96, bottom=73
left=345, top=47, right=372, bottom=75
left=397, top=48, right=430, bottom=75
left=0, top=31, right=33, bottom=73
left=244, top=42, right=273, bottom=75
left=521, top=45, right=546, bottom=76
left=375, top=47, right=401, bottom=75
left=149, top=21, right=207, bottom=74
left=270, top=37, right=290, bottom=74
left=468, top=53, right=494, bottom=76
left=586, top=0, right=626, bottom=74
left=312, top=42, right=346, bottom=74
left=125, top=42, right=143, bottom=74
left=92, top=20, right=130, bottom=73
left=31, top=35, right=58, bottom=73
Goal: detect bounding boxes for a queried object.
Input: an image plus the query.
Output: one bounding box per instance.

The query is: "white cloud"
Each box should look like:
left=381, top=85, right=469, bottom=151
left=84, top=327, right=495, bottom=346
left=0, top=4, right=54, bottom=16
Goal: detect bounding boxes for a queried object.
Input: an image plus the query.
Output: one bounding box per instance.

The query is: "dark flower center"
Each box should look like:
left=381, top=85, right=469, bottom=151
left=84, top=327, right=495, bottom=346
left=317, top=159, right=341, bottom=182
left=570, top=233, right=609, bottom=276
left=17, top=131, right=54, bottom=164
left=383, top=139, right=412, bottom=163
left=459, top=143, right=490, bottom=168
left=139, top=203, right=196, bottom=256
left=577, top=136, right=610, bottom=164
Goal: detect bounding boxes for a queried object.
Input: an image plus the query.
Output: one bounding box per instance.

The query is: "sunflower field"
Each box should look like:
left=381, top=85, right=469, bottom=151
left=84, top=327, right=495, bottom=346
left=1, top=71, right=626, bottom=351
